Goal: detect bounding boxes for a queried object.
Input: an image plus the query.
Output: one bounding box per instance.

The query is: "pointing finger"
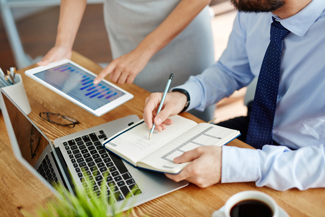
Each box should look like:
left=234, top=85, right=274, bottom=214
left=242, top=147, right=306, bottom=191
left=94, top=62, right=116, bottom=84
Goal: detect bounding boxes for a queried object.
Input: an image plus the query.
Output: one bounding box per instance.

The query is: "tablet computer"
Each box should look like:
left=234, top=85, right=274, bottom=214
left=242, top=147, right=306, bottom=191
left=25, top=59, right=133, bottom=116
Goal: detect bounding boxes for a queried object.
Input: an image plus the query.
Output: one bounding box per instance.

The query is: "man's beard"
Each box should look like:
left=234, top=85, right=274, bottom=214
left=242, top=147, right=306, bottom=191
left=230, top=0, right=285, bottom=12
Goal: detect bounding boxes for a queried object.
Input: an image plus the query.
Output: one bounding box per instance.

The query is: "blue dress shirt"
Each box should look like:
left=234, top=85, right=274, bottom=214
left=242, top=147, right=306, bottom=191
left=175, top=0, right=325, bottom=190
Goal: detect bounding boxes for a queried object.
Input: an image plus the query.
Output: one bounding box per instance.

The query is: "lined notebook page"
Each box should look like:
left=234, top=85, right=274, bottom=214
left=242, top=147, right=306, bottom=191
left=139, top=123, right=240, bottom=173
left=104, top=115, right=197, bottom=164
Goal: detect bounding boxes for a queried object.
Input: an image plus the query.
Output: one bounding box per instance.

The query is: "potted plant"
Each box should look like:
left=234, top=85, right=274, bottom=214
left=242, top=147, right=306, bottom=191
left=23, top=171, right=138, bottom=217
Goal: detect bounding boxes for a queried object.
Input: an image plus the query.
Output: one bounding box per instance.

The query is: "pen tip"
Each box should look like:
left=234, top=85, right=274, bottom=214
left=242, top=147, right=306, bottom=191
left=148, top=134, right=151, bottom=140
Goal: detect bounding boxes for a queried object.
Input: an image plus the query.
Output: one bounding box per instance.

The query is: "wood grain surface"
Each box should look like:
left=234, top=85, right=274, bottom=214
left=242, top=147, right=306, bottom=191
left=0, top=52, right=324, bottom=217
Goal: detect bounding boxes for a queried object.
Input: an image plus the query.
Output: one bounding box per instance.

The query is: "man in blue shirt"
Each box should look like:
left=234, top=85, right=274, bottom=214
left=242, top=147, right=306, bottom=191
left=143, top=0, right=325, bottom=191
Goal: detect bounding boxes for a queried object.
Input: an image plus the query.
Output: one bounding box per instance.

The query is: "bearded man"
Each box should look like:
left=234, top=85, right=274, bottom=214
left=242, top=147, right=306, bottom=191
left=143, top=0, right=325, bottom=191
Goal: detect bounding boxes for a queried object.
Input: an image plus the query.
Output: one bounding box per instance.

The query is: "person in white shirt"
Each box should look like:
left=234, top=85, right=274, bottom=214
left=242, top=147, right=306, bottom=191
left=37, top=0, right=216, bottom=122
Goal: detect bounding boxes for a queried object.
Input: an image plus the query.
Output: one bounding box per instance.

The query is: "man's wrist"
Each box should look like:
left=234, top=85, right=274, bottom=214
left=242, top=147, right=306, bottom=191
left=171, top=88, right=190, bottom=113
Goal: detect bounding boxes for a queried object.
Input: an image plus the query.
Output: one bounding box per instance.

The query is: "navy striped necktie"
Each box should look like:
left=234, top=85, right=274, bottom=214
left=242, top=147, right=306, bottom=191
left=246, top=18, right=290, bottom=149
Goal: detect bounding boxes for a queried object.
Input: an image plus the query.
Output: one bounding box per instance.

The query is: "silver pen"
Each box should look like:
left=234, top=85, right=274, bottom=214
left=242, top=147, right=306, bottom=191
left=148, top=73, right=173, bottom=140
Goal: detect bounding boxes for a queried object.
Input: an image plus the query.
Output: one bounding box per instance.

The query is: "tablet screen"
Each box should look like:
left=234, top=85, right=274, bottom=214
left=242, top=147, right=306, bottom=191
left=34, top=63, right=125, bottom=110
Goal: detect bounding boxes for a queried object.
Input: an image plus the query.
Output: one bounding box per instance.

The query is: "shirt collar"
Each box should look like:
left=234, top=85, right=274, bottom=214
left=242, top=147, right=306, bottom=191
left=272, top=0, right=325, bottom=37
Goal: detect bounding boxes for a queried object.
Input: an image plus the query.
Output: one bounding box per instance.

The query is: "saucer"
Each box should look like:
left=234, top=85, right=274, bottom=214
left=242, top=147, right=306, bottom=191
left=279, top=206, right=289, bottom=217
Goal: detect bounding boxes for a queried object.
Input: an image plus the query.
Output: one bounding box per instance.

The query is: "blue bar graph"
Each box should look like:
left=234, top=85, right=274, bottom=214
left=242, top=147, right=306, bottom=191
left=106, top=92, right=117, bottom=99
left=85, top=90, right=97, bottom=96
left=80, top=83, right=93, bottom=90
left=82, top=80, right=94, bottom=85
left=90, top=92, right=101, bottom=98
left=105, top=90, right=113, bottom=96
left=75, top=67, right=123, bottom=102
left=81, top=77, right=90, bottom=82
left=87, top=86, right=96, bottom=91
left=60, top=67, right=71, bottom=72
left=54, top=65, right=68, bottom=71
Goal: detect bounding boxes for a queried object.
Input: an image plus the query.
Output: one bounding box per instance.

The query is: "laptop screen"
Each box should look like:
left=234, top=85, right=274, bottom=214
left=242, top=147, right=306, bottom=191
left=2, top=91, right=50, bottom=167
left=0, top=90, right=72, bottom=193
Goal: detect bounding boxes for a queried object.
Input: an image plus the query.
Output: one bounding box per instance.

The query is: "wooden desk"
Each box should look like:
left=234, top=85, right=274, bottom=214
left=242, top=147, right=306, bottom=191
left=0, top=52, right=323, bottom=217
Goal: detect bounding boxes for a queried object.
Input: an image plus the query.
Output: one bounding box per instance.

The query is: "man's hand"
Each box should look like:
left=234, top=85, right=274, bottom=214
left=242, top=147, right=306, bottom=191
left=166, top=146, right=222, bottom=188
left=143, top=92, right=187, bottom=132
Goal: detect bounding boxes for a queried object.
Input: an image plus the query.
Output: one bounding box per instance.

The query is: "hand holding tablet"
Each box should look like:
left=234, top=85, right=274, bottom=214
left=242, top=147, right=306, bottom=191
left=25, top=59, right=133, bottom=116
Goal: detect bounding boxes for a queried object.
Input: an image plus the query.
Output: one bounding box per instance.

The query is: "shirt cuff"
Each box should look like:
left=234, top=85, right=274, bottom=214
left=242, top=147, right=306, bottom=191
left=221, top=146, right=260, bottom=183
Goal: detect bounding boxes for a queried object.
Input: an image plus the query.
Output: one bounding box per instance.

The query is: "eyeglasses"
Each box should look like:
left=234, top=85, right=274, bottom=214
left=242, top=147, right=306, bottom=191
left=39, top=112, right=80, bottom=128
left=30, top=125, right=41, bottom=159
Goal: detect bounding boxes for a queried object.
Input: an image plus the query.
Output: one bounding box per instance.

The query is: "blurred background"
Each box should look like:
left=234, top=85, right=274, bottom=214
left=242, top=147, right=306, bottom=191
left=0, top=0, right=247, bottom=123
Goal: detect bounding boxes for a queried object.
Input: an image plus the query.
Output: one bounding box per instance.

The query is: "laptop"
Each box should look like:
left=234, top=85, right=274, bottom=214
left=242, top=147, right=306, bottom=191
left=0, top=89, right=188, bottom=213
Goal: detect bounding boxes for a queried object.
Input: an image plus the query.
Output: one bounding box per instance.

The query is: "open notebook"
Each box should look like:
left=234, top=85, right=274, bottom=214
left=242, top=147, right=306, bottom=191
left=101, top=115, right=240, bottom=174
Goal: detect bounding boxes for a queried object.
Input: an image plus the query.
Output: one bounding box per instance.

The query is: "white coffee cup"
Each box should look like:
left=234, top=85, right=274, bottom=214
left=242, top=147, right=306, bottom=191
left=0, top=74, right=31, bottom=115
left=212, top=191, right=279, bottom=217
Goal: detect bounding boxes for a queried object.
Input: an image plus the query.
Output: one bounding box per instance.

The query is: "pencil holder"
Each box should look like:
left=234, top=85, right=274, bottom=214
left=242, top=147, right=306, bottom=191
left=0, top=74, right=31, bottom=114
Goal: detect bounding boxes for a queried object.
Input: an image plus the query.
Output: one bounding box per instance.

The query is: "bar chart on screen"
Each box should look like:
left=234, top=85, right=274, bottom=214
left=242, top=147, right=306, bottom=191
left=33, top=63, right=125, bottom=110
left=55, top=63, right=121, bottom=100
left=80, top=79, right=118, bottom=100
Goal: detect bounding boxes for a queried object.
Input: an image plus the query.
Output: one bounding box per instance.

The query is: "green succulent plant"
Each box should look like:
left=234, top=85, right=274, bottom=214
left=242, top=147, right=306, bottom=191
left=23, top=170, right=137, bottom=217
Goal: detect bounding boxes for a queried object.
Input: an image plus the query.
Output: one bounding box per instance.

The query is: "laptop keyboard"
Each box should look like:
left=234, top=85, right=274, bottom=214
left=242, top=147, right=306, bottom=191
left=63, top=130, right=142, bottom=203
left=37, top=155, right=59, bottom=185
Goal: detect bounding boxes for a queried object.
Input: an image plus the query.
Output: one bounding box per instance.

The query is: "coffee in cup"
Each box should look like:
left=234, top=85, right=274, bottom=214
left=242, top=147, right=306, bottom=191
left=230, top=199, right=273, bottom=217
left=212, top=191, right=279, bottom=217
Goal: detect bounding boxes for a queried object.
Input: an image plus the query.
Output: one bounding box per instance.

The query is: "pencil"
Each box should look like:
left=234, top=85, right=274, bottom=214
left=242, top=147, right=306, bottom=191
left=13, top=67, right=16, bottom=80
left=5, top=76, right=13, bottom=85
left=0, top=76, right=8, bottom=87
left=0, top=67, right=5, bottom=77
left=10, top=67, right=15, bottom=80
left=7, top=70, right=15, bottom=84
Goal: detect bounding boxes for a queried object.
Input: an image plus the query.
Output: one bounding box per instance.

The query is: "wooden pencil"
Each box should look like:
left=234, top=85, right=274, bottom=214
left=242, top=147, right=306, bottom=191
left=7, top=70, right=15, bottom=84
left=5, top=76, right=13, bottom=85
